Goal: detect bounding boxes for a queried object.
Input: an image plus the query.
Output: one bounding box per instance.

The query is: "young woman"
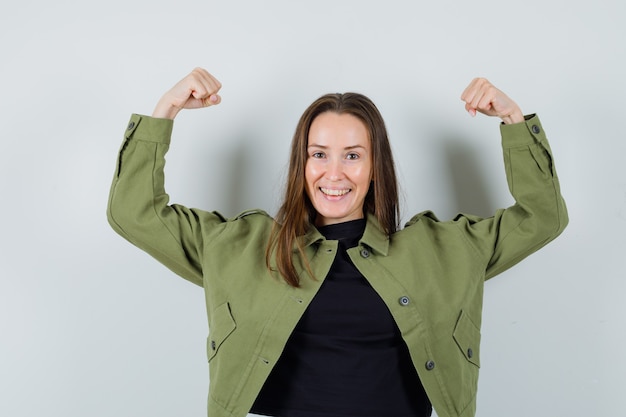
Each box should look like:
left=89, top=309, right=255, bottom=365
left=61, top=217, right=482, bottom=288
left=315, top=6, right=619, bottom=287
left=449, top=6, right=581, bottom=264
left=107, top=68, right=567, bottom=417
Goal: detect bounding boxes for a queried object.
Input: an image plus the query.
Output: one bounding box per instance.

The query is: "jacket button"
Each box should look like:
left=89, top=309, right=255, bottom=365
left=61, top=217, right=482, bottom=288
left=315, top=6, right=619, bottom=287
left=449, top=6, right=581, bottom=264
left=211, top=340, right=216, bottom=350
left=399, top=296, right=410, bottom=306
left=127, top=121, right=135, bottom=130
left=467, top=348, right=473, bottom=358
left=531, top=124, right=540, bottom=134
left=425, top=360, right=436, bottom=371
left=360, top=248, right=370, bottom=258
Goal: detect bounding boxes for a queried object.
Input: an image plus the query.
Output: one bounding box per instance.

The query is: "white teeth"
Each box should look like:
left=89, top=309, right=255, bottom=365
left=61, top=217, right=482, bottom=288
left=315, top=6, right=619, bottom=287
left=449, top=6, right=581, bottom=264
left=321, top=187, right=350, bottom=196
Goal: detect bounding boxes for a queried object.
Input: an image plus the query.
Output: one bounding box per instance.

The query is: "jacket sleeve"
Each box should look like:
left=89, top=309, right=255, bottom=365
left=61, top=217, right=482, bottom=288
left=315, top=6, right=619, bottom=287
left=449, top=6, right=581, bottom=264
left=107, top=114, right=227, bottom=286
left=458, top=114, right=569, bottom=280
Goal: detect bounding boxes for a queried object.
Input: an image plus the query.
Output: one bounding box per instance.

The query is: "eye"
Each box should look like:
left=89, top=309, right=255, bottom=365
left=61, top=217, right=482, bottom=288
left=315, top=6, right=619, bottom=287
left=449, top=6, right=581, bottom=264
left=346, top=152, right=360, bottom=160
left=310, top=151, right=325, bottom=159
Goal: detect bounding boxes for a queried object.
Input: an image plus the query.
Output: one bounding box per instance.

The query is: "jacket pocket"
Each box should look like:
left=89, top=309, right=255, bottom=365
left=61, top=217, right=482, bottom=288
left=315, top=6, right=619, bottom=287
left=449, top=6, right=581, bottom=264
left=453, top=310, right=481, bottom=368
left=207, top=302, right=237, bottom=362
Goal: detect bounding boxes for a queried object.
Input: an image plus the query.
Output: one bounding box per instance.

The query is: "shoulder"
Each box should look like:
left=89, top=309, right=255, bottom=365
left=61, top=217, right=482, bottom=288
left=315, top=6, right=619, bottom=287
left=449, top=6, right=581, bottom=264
left=204, top=209, right=275, bottom=249
left=221, top=208, right=275, bottom=233
left=404, top=210, right=440, bottom=227
left=404, top=210, right=488, bottom=228
left=400, top=210, right=489, bottom=247
left=231, top=209, right=273, bottom=221
left=398, top=210, right=457, bottom=242
left=210, top=209, right=275, bottom=232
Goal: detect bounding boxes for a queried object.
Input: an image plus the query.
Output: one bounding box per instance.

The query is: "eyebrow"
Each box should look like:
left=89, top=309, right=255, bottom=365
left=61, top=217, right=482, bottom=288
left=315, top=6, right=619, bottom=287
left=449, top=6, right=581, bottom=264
left=307, top=144, right=367, bottom=151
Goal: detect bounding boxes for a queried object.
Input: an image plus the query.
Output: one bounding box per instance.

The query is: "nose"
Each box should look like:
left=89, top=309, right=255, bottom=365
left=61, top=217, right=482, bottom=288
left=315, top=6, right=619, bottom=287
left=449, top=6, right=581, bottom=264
left=326, top=158, right=344, bottom=181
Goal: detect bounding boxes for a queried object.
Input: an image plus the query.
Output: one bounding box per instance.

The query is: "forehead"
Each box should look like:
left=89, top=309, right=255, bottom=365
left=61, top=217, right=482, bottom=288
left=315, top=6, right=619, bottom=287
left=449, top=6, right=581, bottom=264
left=308, top=112, right=370, bottom=146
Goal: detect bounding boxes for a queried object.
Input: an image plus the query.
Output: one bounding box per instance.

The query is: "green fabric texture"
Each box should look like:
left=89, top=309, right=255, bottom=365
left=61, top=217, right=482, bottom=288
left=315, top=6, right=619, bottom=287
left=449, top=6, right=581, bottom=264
left=107, top=113, right=568, bottom=417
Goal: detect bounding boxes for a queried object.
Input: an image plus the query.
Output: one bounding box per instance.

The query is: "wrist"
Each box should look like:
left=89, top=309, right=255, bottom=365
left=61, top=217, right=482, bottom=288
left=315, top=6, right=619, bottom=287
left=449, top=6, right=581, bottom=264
left=501, top=109, right=524, bottom=125
left=152, top=98, right=181, bottom=120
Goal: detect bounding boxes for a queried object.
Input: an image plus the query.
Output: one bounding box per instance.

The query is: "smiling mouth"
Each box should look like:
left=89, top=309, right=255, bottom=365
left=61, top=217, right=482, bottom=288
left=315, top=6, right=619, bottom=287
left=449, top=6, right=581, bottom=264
left=320, top=187, right=351, bottom=196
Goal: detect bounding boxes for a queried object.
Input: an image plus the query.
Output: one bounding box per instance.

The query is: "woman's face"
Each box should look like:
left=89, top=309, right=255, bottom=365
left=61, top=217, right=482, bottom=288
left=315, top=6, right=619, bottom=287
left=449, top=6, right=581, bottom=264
left=305, top=111, right=373, bottom=227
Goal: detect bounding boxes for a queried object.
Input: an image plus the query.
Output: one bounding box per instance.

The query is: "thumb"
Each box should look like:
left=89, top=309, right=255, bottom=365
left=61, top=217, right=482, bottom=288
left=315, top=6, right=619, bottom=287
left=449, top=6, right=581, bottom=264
left=464, top=102, right=477, bottom=117
left=200, top=94, right=221, bottom=107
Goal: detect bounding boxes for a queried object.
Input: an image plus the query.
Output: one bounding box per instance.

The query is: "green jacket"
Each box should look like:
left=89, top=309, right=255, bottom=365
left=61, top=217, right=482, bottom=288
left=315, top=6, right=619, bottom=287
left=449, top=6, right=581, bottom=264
left=107, top=113, right=568, bottom=417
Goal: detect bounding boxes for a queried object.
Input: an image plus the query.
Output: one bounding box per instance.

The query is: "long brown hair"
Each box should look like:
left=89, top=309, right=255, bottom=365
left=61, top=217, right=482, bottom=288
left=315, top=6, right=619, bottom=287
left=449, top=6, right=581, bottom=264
left=266, top=92, right=400, bottom=287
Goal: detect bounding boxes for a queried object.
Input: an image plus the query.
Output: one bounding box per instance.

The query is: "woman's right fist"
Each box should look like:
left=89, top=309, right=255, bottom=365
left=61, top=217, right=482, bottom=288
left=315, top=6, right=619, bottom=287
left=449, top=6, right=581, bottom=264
left=152, top=68, right=222, bottom=119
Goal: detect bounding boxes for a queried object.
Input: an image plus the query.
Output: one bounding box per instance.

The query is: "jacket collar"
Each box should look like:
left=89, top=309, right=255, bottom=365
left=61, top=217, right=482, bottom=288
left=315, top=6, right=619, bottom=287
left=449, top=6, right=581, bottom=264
left=361, top=214, right=390, bottom=256
left=299, top=213, right=390, bottom=256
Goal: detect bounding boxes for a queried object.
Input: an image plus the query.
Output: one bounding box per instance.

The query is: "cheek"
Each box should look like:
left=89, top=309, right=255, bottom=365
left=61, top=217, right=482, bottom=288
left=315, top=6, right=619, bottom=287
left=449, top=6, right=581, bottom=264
left=304, top=162, right=317, bottom=193
left=353, top=165, right=373, bottom=186
left=305, top=162, right=322, bottom=182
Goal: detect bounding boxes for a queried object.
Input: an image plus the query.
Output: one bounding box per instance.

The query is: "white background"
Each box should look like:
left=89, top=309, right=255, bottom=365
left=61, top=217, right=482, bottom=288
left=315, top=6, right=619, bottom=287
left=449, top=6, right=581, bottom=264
left=1, top=1, right=624, bottom=416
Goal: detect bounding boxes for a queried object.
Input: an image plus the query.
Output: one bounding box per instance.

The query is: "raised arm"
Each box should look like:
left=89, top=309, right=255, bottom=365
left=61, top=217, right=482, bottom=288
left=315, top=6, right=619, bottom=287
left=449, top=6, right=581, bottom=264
left=107, top=69, right=226, bottom=286
left=456, top=78, right=568, bottom=279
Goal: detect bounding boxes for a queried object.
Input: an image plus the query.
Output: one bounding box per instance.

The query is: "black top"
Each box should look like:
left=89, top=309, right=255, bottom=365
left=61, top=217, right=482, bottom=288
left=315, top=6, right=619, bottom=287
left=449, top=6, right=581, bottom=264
left=251, top=219, right=431, bottom=417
